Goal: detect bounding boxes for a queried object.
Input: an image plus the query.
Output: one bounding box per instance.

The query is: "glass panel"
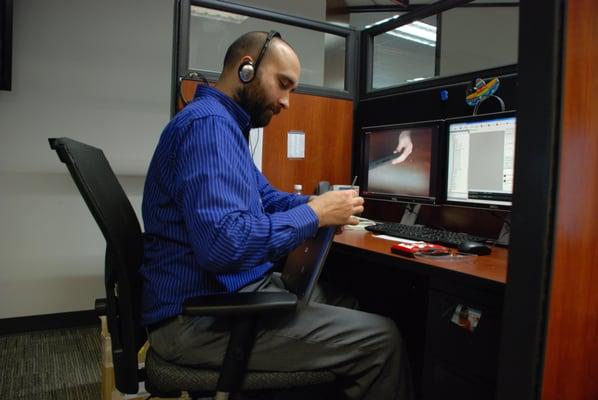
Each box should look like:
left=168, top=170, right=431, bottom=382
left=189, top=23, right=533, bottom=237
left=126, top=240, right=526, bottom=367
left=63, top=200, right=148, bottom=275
left=372, top=16, right=437, bottom=89
left=368, top=4, right=518, bottom=90
left=222, top=0, right=327, bottom=24
left=439, top=6, right=518, bottom=76
left=188, top=6, right=346, bottom=90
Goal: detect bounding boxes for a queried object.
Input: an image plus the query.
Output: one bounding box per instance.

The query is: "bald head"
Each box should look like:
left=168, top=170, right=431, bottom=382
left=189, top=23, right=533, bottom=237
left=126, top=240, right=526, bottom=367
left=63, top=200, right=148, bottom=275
left=224, top=31, right=264, bottom=71
left=223, top=31, right=289, bottom=71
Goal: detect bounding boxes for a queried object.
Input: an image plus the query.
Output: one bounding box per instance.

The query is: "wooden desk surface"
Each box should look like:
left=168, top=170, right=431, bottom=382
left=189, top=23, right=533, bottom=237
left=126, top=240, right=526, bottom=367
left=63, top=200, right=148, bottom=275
left=333, top=229, right=508, bottom=284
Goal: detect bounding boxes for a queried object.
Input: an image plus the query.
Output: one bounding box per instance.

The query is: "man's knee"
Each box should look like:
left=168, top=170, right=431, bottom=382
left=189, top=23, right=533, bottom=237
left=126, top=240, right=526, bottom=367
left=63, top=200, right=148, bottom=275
left=379, top=316, right=402, bottom=348
left=357, top=313, right=402, bottom=356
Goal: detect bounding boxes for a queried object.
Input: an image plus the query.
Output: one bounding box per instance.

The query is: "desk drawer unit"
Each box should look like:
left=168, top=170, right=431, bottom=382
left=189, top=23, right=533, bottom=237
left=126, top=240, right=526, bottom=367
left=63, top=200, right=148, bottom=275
left=422, top=287, right=502, bottom=400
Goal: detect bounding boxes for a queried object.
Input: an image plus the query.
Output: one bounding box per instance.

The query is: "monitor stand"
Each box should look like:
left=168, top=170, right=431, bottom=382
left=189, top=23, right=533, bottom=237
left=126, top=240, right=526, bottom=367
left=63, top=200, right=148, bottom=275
left=400, top=204, right=421, bottom=225
left=495, top=213, right=511, bottom=246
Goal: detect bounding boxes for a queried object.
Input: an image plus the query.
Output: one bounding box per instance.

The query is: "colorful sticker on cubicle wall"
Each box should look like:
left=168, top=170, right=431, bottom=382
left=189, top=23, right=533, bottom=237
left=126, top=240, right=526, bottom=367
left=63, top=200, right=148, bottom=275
left=450, top=304, right=481, bottom=332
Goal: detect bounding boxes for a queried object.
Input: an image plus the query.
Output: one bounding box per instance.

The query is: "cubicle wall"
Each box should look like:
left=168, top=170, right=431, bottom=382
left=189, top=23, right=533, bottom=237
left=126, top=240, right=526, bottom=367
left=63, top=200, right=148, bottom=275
left=539, top=0, right=598, bottom=398
left=262, top=93, right=353, bottom=193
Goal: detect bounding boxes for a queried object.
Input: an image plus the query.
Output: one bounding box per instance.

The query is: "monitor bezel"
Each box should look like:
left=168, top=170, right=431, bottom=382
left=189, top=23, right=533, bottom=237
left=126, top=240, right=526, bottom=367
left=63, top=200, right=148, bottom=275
left=360, top=119, right=444, bottom=205
left=443, top=110, right=517, bottom=211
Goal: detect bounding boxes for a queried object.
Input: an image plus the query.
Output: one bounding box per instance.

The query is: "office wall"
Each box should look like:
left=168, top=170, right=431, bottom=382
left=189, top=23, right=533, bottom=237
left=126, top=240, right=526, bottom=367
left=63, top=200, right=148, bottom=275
left=0, top=0, right=173, bottom=319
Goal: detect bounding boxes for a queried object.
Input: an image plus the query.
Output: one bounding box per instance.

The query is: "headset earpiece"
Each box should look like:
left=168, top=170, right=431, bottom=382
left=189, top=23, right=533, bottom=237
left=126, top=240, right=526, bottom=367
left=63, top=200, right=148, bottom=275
left=238, top=60, right=255, bottom=83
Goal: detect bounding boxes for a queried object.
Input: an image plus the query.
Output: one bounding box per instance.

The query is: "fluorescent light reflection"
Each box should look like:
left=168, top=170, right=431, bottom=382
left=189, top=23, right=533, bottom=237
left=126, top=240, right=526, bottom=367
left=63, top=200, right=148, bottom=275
left=406, top=77, right=428, bottom=82
left=367, top=16, right=437, bottom=47
left=190, top=6, right=248, bottom=24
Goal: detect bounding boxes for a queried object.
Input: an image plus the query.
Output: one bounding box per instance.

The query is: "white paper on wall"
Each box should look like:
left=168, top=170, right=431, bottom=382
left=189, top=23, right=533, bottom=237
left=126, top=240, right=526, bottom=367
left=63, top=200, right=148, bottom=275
left=287, top=130, right=305, bottom=159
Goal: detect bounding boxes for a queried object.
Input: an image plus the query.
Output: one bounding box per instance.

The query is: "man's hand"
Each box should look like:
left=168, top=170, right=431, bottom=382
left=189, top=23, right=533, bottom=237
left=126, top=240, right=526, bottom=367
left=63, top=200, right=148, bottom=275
left=307, top=190, right=364, bottom=227
left=391, top=131, right=413, bottom=164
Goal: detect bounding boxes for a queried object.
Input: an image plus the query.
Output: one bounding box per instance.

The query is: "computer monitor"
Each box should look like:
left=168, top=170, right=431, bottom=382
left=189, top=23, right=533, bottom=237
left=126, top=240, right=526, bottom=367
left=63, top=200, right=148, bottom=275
left=361, top=120, right=443, bottom=204
left=444, top=111, right=516, bottom=210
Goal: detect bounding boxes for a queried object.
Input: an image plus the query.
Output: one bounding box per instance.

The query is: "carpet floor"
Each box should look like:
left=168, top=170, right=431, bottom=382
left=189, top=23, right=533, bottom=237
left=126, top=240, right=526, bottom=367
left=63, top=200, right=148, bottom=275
left=0, top=325, right=102, bottom=400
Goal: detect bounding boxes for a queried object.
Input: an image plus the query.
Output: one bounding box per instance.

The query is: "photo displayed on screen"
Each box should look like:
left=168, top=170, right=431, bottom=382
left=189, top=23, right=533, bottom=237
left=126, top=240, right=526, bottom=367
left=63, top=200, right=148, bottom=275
left=365, top=126, right=435, bottom=199
left=446, top=115, right=516, bottom=208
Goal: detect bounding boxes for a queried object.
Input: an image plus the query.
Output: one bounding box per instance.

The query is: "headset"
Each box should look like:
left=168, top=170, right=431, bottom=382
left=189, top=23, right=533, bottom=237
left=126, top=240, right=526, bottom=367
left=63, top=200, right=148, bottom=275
left=238, top=30, right=281, bottom=84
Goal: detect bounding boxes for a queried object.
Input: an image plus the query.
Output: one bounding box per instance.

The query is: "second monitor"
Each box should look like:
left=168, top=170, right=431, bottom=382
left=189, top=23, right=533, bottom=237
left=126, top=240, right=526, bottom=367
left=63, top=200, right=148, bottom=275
left=361, top=120, right=443, bottom=204
left=445, top=111, right=516, bottom=210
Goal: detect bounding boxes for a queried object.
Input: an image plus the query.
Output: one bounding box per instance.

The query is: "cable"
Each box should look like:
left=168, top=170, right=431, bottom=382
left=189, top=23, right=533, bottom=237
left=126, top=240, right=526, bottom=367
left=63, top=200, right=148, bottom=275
left=249, top=128, right=261, bottom=157
left=177, top=71, right=209, bottom=106
left=404, top=203, right=417, bottom=216
left=495, top=212, right=512, bottom=247
left=473, top=94, right=505, bottom=115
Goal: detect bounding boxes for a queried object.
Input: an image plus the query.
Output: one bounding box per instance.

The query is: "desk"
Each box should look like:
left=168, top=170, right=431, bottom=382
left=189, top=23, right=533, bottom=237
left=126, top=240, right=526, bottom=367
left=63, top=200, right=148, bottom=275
left=329, top=230, right=508, bottom=400
left=333, top=229, right=507, bottom=284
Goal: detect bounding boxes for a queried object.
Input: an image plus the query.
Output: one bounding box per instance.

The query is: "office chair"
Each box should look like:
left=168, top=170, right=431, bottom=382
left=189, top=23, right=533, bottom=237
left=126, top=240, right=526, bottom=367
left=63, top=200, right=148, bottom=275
left=49, top=138, right=336, bottom=400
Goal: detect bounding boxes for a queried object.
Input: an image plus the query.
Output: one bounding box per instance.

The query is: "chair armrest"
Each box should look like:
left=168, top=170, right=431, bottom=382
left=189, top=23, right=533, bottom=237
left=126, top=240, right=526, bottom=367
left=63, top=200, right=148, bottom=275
left=183, top=292, right=298, bottom=316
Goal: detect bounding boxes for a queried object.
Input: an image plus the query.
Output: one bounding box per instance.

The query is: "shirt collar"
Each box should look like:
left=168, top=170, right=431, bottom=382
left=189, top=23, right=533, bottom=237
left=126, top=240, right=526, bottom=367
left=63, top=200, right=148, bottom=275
left=194, top=85, right=251, bottom=134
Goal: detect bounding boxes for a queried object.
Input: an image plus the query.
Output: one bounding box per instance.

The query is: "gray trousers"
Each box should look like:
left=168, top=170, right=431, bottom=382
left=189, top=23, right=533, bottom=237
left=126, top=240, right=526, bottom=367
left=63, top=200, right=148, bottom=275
left=148, top=273, right=413, bottom=400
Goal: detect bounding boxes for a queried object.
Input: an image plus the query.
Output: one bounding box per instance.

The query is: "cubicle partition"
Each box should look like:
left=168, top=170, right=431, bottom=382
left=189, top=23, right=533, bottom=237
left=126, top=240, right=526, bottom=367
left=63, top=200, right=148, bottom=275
left=262, top=93, right=353, bottom=193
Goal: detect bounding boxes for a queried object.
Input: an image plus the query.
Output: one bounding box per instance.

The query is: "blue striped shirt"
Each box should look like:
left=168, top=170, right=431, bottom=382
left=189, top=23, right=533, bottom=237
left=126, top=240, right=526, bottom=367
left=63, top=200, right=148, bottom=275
left=140, top=85, right=319, bottom=325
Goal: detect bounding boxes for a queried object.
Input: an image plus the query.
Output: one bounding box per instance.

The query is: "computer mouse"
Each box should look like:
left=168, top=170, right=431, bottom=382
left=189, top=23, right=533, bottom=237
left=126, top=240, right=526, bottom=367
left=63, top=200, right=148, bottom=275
left=458, top=241, right=492, bottom=255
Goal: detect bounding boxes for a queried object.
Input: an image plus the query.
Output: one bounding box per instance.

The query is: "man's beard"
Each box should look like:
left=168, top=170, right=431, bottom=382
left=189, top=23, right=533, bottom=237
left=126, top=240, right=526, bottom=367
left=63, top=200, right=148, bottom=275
left=237, top=80, right=275, bottom=128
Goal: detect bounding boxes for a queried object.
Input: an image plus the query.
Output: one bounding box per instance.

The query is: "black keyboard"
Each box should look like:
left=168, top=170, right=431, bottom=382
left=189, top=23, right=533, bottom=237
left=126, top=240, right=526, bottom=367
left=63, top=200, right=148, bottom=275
left=365, top=222, right=490, bottom=247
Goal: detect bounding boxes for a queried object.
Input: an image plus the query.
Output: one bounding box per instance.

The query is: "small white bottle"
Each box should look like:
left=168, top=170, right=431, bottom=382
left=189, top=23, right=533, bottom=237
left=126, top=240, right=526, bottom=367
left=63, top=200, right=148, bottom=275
left=293, top=184, right=303, bottom=195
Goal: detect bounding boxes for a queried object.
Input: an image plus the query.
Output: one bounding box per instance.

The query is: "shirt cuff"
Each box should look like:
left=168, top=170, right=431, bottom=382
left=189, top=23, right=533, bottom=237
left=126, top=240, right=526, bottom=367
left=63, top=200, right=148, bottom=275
left=284, top=203, right=319, bottom=242
left=290, top=194, right=311, bottom=208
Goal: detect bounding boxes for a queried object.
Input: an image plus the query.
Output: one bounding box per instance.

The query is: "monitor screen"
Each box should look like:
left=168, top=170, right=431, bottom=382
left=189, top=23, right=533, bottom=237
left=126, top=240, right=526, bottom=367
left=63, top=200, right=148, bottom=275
left=361, top=120, right=442, bottom=204
left=445, top=111, right=516, bottom=209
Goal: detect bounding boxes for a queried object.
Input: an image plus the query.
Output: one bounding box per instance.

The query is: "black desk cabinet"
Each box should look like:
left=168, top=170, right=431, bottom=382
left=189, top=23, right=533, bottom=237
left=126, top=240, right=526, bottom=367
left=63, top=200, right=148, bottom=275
left=326, top=239, right=505, bottom=400
left=422, top=277, right=504, bottom=400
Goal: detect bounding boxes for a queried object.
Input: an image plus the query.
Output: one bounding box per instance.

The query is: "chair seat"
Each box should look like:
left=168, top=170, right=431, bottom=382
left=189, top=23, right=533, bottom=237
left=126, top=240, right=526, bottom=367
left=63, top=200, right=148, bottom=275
left=145, top=348, right=336, bottom=394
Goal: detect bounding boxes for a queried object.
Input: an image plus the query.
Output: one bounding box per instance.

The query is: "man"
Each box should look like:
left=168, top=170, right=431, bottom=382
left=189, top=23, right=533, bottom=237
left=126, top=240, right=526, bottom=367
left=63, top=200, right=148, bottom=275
left=141, top=31, right=413, bottom=400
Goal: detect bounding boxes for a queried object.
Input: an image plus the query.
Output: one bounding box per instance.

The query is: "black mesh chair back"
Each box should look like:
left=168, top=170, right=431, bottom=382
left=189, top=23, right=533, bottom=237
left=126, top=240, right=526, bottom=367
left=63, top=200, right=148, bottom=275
left=49, top=137, right=144, bottom=394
